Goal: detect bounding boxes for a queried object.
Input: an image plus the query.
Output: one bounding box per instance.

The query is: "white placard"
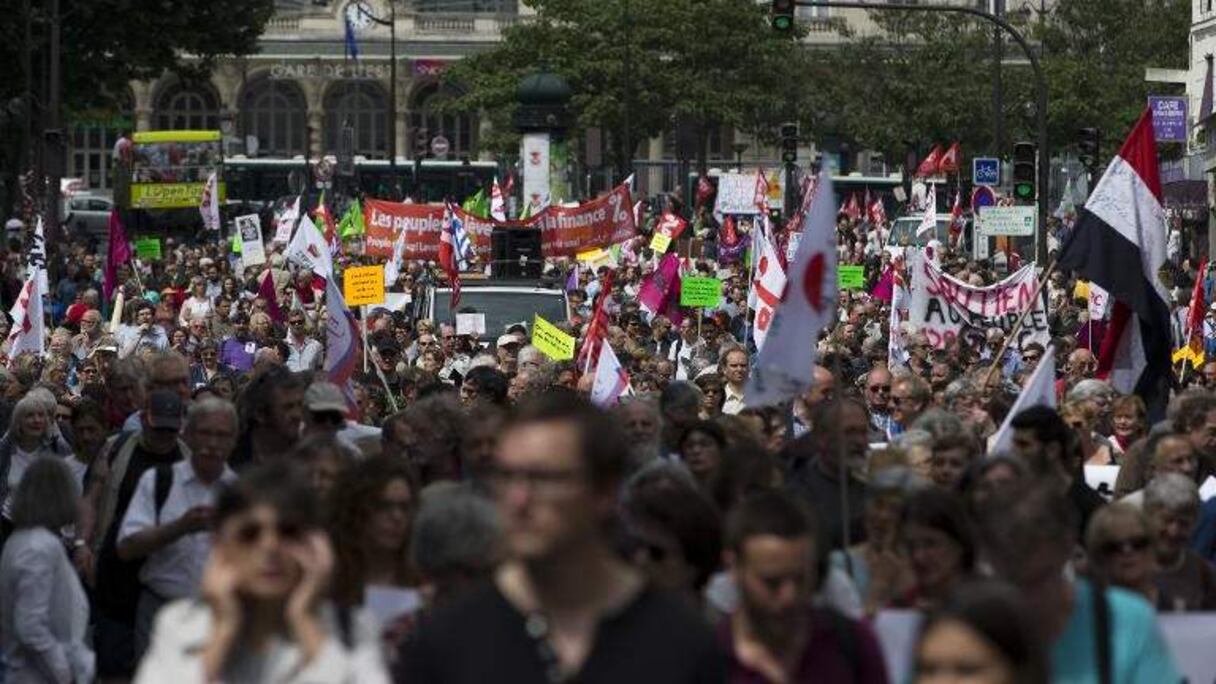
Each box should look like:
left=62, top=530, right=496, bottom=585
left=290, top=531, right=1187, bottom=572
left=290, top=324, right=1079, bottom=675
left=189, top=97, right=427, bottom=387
left=521, top=132, right=551, bottom=213
left=235, top=214, right=267, bottom=270
left=456, top=312, right=486, bottom=336
left=714, top=173, right=761, bottom=215
left=978, top=205, right=1037, bottom=237
left=1084, top=464, right=1120, bottom=501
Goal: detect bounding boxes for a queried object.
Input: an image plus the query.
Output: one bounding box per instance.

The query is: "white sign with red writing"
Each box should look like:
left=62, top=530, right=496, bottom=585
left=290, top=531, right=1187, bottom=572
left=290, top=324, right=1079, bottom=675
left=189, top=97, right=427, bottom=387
left=751, top=229, right=788, bottom=351
left=909, top=256, right=1050, bottom=351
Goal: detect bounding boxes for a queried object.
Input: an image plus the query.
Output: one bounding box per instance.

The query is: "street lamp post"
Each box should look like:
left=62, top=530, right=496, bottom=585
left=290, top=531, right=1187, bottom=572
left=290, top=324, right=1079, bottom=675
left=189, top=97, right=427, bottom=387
left=357, top=2, right=399, bottom=198
left=733, top=142, right=748, bottom=171
left=801, top=0, right=1050, bottom=263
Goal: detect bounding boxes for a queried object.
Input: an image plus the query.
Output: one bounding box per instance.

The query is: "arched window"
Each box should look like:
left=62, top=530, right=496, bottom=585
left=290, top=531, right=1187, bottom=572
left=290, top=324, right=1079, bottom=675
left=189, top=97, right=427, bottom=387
left=323, top=82, right=388, bottom=158
left=240, top=77, right=307, bottom=157
left=69, top=90, right=135, bottom=190
left=409, top=84, right=476, bottom=157
left=154, top=82, right=220, bottom=130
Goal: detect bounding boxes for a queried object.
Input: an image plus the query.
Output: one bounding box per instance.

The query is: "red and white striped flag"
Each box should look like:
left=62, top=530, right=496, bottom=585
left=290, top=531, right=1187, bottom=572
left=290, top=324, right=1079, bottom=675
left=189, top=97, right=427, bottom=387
left=7, top=269, right=44, bottom=365
left=590, top=342, right=632, bottom=408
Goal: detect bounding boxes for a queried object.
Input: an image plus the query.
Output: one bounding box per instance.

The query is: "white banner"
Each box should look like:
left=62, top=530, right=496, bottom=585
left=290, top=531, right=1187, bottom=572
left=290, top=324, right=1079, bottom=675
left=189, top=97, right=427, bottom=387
left=909, top=258, right=1050, bottom=351
left=521, top=132, right=551, bottom=214
left=235, top=214, right=267, bottom=271
left=715, top=173, right=761, bottom=215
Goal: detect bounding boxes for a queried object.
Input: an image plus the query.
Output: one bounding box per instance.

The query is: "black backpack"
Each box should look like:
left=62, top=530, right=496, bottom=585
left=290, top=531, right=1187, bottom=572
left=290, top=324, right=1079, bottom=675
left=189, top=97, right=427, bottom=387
left=94, top=461, right=176, bottom=622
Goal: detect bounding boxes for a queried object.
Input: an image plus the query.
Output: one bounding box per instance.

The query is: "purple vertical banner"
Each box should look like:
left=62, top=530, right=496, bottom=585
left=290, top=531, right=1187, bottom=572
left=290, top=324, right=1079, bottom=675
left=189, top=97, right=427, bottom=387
left=1148, top=96, right=1188, bottom=142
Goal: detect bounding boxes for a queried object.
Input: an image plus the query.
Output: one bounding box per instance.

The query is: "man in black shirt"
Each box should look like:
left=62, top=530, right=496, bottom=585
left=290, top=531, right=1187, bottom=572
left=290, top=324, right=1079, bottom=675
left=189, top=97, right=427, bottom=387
left=401, top=394, right=725, bottom=683
left=785, top=399, right=870, bottom=551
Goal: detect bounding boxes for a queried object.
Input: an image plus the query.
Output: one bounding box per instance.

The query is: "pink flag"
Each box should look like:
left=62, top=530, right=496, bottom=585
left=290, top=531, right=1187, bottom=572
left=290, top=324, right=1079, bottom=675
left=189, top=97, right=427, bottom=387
left=104, top=210, right=131, bottom=301
left=258, top=270, right=284, bottom=324
left=871, top=264, right=894, bottom=302
left=638, top=253, right=683, bottom=326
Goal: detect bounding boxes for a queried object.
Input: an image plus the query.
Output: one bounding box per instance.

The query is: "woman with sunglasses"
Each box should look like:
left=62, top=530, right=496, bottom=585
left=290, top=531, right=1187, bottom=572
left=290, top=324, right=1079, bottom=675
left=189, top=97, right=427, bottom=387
left=1083, top=503, right=1159, bottom=604
left=135, top=463, right=390, bottom=682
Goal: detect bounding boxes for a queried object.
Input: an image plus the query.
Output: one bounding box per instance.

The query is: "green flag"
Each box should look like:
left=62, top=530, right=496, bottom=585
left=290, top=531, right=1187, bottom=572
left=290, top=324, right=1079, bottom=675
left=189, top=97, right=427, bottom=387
left=462, top=189, right=488, bottom=218
left=339, top=199, right=365, bottom=239
left=519, top=201, right=532, bottom=221
left=232, top=230, right=242, bottom=254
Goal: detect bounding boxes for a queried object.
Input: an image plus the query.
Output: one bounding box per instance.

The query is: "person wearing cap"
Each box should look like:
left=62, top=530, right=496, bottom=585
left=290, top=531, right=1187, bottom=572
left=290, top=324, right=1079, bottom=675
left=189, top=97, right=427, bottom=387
left=116, top=397, right=238, bottom=659
left=374, top=336, right=405, bottom=387
left=118, top=301, right=169, bottom=358
left=78, top=390, right=190, bottom=679
left=303, top=382, right=350, bottom=441
left=494, top=333, right=521, bottom=370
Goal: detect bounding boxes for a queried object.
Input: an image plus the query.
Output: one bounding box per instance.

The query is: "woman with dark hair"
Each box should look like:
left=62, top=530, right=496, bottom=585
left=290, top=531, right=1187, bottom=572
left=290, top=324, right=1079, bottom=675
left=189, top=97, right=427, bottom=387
left=914, top=581, right=1048, bottom=684
left=693, top=374, right=725, bottom=419
left=135, top=463, right=389, bottom=682
left=0, top=458, right=94, bottom=683
left=901, top=487, right=975, bottom=609
left=677, top=420, right=727, bottom=496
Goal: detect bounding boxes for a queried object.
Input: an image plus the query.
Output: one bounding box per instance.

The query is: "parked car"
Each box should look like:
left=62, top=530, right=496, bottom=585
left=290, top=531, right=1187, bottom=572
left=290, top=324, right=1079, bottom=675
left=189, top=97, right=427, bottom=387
left=63, top=193, right=113, bottom=242
left=422, top=279, right=570, bottom=338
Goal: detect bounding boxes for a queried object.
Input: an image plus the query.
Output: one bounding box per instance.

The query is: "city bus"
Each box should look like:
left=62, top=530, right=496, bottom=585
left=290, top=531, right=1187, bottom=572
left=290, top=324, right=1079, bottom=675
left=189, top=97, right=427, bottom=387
left=127, top=130, right=225, bottom=209
left=223, top=156, right=499, bottom=205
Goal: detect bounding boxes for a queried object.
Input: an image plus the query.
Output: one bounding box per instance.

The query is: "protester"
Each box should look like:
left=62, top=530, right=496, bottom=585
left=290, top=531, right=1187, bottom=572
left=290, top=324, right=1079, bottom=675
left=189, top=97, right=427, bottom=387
left=1142, top=473, right=1216, bottom=612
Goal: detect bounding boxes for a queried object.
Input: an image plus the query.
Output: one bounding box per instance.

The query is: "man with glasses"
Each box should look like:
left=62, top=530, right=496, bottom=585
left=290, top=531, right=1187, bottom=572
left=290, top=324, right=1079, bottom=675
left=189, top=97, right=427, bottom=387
left=863, top=367, right=893, bottom=439
left=888, top=374, right=929, bottom=440
left=401, top=395, right=723, bottom=681
left=119, top=301, right=169, bottom=358
left=284, top=312, right=322, bottom=372
left=73, top=309, right=104, bottom=360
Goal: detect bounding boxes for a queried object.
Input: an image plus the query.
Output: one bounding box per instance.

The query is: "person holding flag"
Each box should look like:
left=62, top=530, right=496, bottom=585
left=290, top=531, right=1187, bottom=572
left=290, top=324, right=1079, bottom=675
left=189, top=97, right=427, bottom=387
left=439, top=202, right=473, bottom=309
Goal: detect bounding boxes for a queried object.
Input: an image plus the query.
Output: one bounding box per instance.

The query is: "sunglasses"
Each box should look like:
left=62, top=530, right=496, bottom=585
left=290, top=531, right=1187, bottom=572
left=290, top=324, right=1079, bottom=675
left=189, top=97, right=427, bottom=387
left=231, top=518, right=305, bottom=546
left=868, top=385, right=890, bottom=393
left=1100, top=536, right=1150, bottom=557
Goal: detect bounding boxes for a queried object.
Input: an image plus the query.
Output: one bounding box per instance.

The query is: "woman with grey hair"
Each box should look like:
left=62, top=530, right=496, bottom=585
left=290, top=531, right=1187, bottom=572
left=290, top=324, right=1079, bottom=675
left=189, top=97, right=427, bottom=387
left=410, top=482, right=502, bottom=608
left=0, top=392, right=75, bottom=538
left=0, top=458, right=95, bottom=683
left=1143, top=473, right=1216, bottom=612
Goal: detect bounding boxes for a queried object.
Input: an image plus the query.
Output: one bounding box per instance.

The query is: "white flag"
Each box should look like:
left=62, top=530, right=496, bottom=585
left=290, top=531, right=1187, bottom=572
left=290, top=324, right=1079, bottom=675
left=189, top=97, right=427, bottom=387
left=285, top=215, right=333, bottom=279
left=28, top=216, right=48, bottom=295
left=987, top=344, right=1057, bottom=455
left=383, top=223, right=408, bottom=287
left=274, top=196, right=301, bottom=243
left=490, top=177, right=507, bottom=222
left=751, top=221, right=788, bottom=352
left=590, top=343, right=631, bottom=408
left=745, top=171, right=838, bottom=407
left=200, top=171, right=221, bottom=231
left=916, top=184, right=937, bottom=237
left=6, top=270, right=44, bottom=364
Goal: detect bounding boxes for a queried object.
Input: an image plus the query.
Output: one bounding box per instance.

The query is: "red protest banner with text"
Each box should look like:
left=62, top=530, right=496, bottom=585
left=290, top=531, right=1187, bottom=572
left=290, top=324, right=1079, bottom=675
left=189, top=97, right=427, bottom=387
left=363, top=200, right=492, bottom=261
left=536, top=182, right=636, bottom=257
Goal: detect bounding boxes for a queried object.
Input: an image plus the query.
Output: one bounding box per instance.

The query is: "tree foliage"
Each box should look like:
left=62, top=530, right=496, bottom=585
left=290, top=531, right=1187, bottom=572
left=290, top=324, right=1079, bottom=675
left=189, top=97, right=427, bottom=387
left=439, top=0, right=804, bottom=172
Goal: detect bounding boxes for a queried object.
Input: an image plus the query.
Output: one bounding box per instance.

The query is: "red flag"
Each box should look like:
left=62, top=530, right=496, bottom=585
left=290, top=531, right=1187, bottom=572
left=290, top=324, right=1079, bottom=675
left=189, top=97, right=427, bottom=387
left=258, top=270, right=285, bottom=324
left=948, top=191, right=964, bottom=247
left=915, top=145, right=943, bottom=177
left=938, top=142, right=961, bottom=174
left=867, top=195, right=886, bottom=226
left=104, top=210, right=132, bottom=301
left=314, top=194, right=341, bottom=257
left=438, top=204, right=462, bottom=308
left=1186, top=259, right=1209, bottom=346
left=503, top=171, right=515, bottom=196
left=577, top=270, right=616, bottom=373
left=656, top=211, right=688, bottom=241
left=721, top=215, right=739, bottom=246
left=753, top=168, right=770, bottom=211
left=839, top=193, right=862, bottom=221
left=695, top=175, right=715, bottom=210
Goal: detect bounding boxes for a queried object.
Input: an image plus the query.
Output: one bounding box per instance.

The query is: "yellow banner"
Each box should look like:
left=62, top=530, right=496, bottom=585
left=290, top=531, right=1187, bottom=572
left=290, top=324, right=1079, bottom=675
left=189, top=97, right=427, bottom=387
left=130, top=182, right=226, bottom=209
left=532, top=314, right=575, bottom=361
left=343, top=265, right=386, bottom=306
left=132, top=130, right=221, bottom=143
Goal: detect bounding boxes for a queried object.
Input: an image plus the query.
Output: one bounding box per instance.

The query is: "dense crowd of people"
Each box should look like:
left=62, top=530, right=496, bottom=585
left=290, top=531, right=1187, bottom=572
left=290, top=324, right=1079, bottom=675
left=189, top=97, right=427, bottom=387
left=0, top=202, right=1208, bottom=683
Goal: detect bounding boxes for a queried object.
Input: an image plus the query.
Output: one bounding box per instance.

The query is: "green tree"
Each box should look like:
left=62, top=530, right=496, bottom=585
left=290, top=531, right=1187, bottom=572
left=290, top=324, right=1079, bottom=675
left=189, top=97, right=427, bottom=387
left=439, top=0, right=804, bottom=176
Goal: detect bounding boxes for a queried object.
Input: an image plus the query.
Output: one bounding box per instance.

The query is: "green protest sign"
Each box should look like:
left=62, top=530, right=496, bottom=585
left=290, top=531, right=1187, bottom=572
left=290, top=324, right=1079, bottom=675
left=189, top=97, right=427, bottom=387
left=838, top=265, right=866, bottom=289
left=680, top=277, right=722, bottom=308
left=135, top=237, right=162, bottom=261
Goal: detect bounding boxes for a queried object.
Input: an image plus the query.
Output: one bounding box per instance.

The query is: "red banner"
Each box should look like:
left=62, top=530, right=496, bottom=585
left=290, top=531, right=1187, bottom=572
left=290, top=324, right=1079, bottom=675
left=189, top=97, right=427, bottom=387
left=362, top=182, right=636, bottom=261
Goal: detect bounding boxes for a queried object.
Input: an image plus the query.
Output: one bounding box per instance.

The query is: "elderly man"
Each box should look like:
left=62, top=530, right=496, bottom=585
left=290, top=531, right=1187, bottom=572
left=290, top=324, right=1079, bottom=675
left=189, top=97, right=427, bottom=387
left=889, top=374, right=930, bottom=440
left=1143, top=474, right=1216, bottom=611
left=117, top=398, right=239, bottom=658
left=863, top=367, right=893, bottom=439
left=73, top=308, right=105, bottom=360
left=719, top=344, right=750, bottom=415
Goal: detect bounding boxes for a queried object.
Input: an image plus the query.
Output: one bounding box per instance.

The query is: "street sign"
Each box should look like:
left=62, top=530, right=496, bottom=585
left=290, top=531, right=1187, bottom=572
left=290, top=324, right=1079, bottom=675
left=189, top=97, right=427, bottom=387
left=971, top=185, right=996, bottom=213
left=972, top=157, right=1000, bottom=186
left=977, top=205, right=1036, bottom=236
left=1148, top=96, right=1188, bottom=143
left=430, top=135, right=450, bottom=157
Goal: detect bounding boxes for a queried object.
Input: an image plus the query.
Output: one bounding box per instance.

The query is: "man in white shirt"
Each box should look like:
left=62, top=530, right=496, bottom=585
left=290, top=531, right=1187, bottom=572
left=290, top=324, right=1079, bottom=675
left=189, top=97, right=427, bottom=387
left=117, top=397, right=239, bottom=660
left=668, top=317, right=705, bottom=381
left=118, top=302, right=169, bottom=358
left=285, top=311, right=323, bottom=372
left=720, top=344, right=749, bottom=415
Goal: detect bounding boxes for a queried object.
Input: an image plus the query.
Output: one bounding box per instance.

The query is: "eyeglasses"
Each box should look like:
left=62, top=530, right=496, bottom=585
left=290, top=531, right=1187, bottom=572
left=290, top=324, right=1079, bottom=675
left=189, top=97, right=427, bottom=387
left=290, top=319, right=305, bottom=326
left=868, top=384, right=890, bottom=393
left=483, top=464, right=584, bottom=495
left=231, top=518, right=305, bottom=546
left=1100, top=536, right=1150, bottom=557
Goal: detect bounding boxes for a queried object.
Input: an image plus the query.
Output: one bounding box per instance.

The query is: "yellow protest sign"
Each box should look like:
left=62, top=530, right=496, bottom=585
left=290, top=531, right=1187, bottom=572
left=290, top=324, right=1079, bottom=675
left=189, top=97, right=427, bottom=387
left=650, top=232, right=672, bottom=254
left=532, top=314, right=575, bottom=361
left=343, top=264, right=386, bottom=306
left=576, top=247, right=606, bottom=262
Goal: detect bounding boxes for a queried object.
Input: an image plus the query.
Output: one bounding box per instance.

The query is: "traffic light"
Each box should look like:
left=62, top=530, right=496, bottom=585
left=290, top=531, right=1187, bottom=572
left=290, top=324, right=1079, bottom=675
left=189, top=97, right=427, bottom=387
left=780, top=122, right=798, bottom=164
left=1078, top=127, right=1101, bottom=173
left=771, top=0, right=795, bottom=31
left=1012, top=141, right=1036, bottom=202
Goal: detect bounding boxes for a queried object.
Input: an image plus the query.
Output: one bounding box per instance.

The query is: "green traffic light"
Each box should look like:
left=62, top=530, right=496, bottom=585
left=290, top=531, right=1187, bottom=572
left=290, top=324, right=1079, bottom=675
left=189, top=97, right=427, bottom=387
left=773, top=16, right=793, bottom=30
left=1014, top=183, right=1034, bottom=199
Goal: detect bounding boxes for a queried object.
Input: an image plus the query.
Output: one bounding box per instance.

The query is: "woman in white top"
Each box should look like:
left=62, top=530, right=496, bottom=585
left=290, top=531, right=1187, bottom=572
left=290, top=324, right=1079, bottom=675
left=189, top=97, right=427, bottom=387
left=136, top=462, right=389, bottom=683
left=178, top=277, right=213, bottom=328
left=0, top=393, right=75, bottom=531
left=0, top=458, right=95, bottom=683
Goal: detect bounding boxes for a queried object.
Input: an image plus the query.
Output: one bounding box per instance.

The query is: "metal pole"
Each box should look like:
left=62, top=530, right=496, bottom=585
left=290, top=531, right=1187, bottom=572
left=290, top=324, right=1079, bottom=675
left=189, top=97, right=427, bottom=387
left=45, top=0, right=62, bottom=244
left=622, top=0, right=633, bottom=181
left=389, top=0, right=397, bottom=198
left=991, top=0, right=1004, bottom=155
left=803, top=1, right=1049, bottom=263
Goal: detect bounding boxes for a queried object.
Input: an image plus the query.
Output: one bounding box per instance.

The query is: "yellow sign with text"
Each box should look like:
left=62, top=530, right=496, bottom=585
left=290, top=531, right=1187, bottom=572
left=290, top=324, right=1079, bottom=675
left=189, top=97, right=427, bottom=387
left=130, top=181, right=226, bottom=209
left=532, top=314, right=575, bottom=361
left=649, top=232, right=672, bottom=254
left=343, top=265, right=386, bottom=306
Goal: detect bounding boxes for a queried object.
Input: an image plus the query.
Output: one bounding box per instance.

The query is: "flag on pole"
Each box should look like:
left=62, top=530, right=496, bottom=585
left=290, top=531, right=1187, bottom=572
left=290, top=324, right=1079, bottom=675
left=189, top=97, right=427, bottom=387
left=1185, top=259, right=1208, bottom=347
left=27, top=216, right=47, bottom=296
left=695, top=175, right=715, bottom=211
left=258, top=270, right=284, bottom=324
left=751, top=221, right=788, bottom=351
left=344, top=12, right=360, bottom=61
left=338, top=199, right=365, bottom=239
left=439, top=203, right=472, bottom=309
left=938, top=142, right=961, bottom=174
left=839, top=193, right=862, bottom=221
left=6, top=269, right=44, bottom=365
left=637, top=252, right=683, bottom=326
left=948, top=191, right=964, bottom=248
left=868, top=194, right=887, bottom=226
left=915, top=145, right=943, bottom=177
left=590, top=342, right=632, bottom=408
left=916, top=184, right=938, bottom=237
left=1202, top=57, right=1214, bottom=124
left=491, top=177, right=507, bottom=221
left=745, top=171, right=838, bottom=407
left=753, top=168, right=770, bottom=212
left=285, top=215, right=334, bottom=278
left=1057, top=108, right=1172, bottom=417
left=275, top=196, right=301, bottom=243
left=104, top=210, right=131, bottom=301
left=200, top=171, right=221, bottom=231
left=577, top=270, right=615, bottom=373
left=323, top=275, right=361, bottom=414
left=462, top=189, right=488, bottom=219
left=987, top=344, right=1057, bottom=454
left=314, top=192, right=341, bottom=257
left=383, top=223, right=408, bottom=286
